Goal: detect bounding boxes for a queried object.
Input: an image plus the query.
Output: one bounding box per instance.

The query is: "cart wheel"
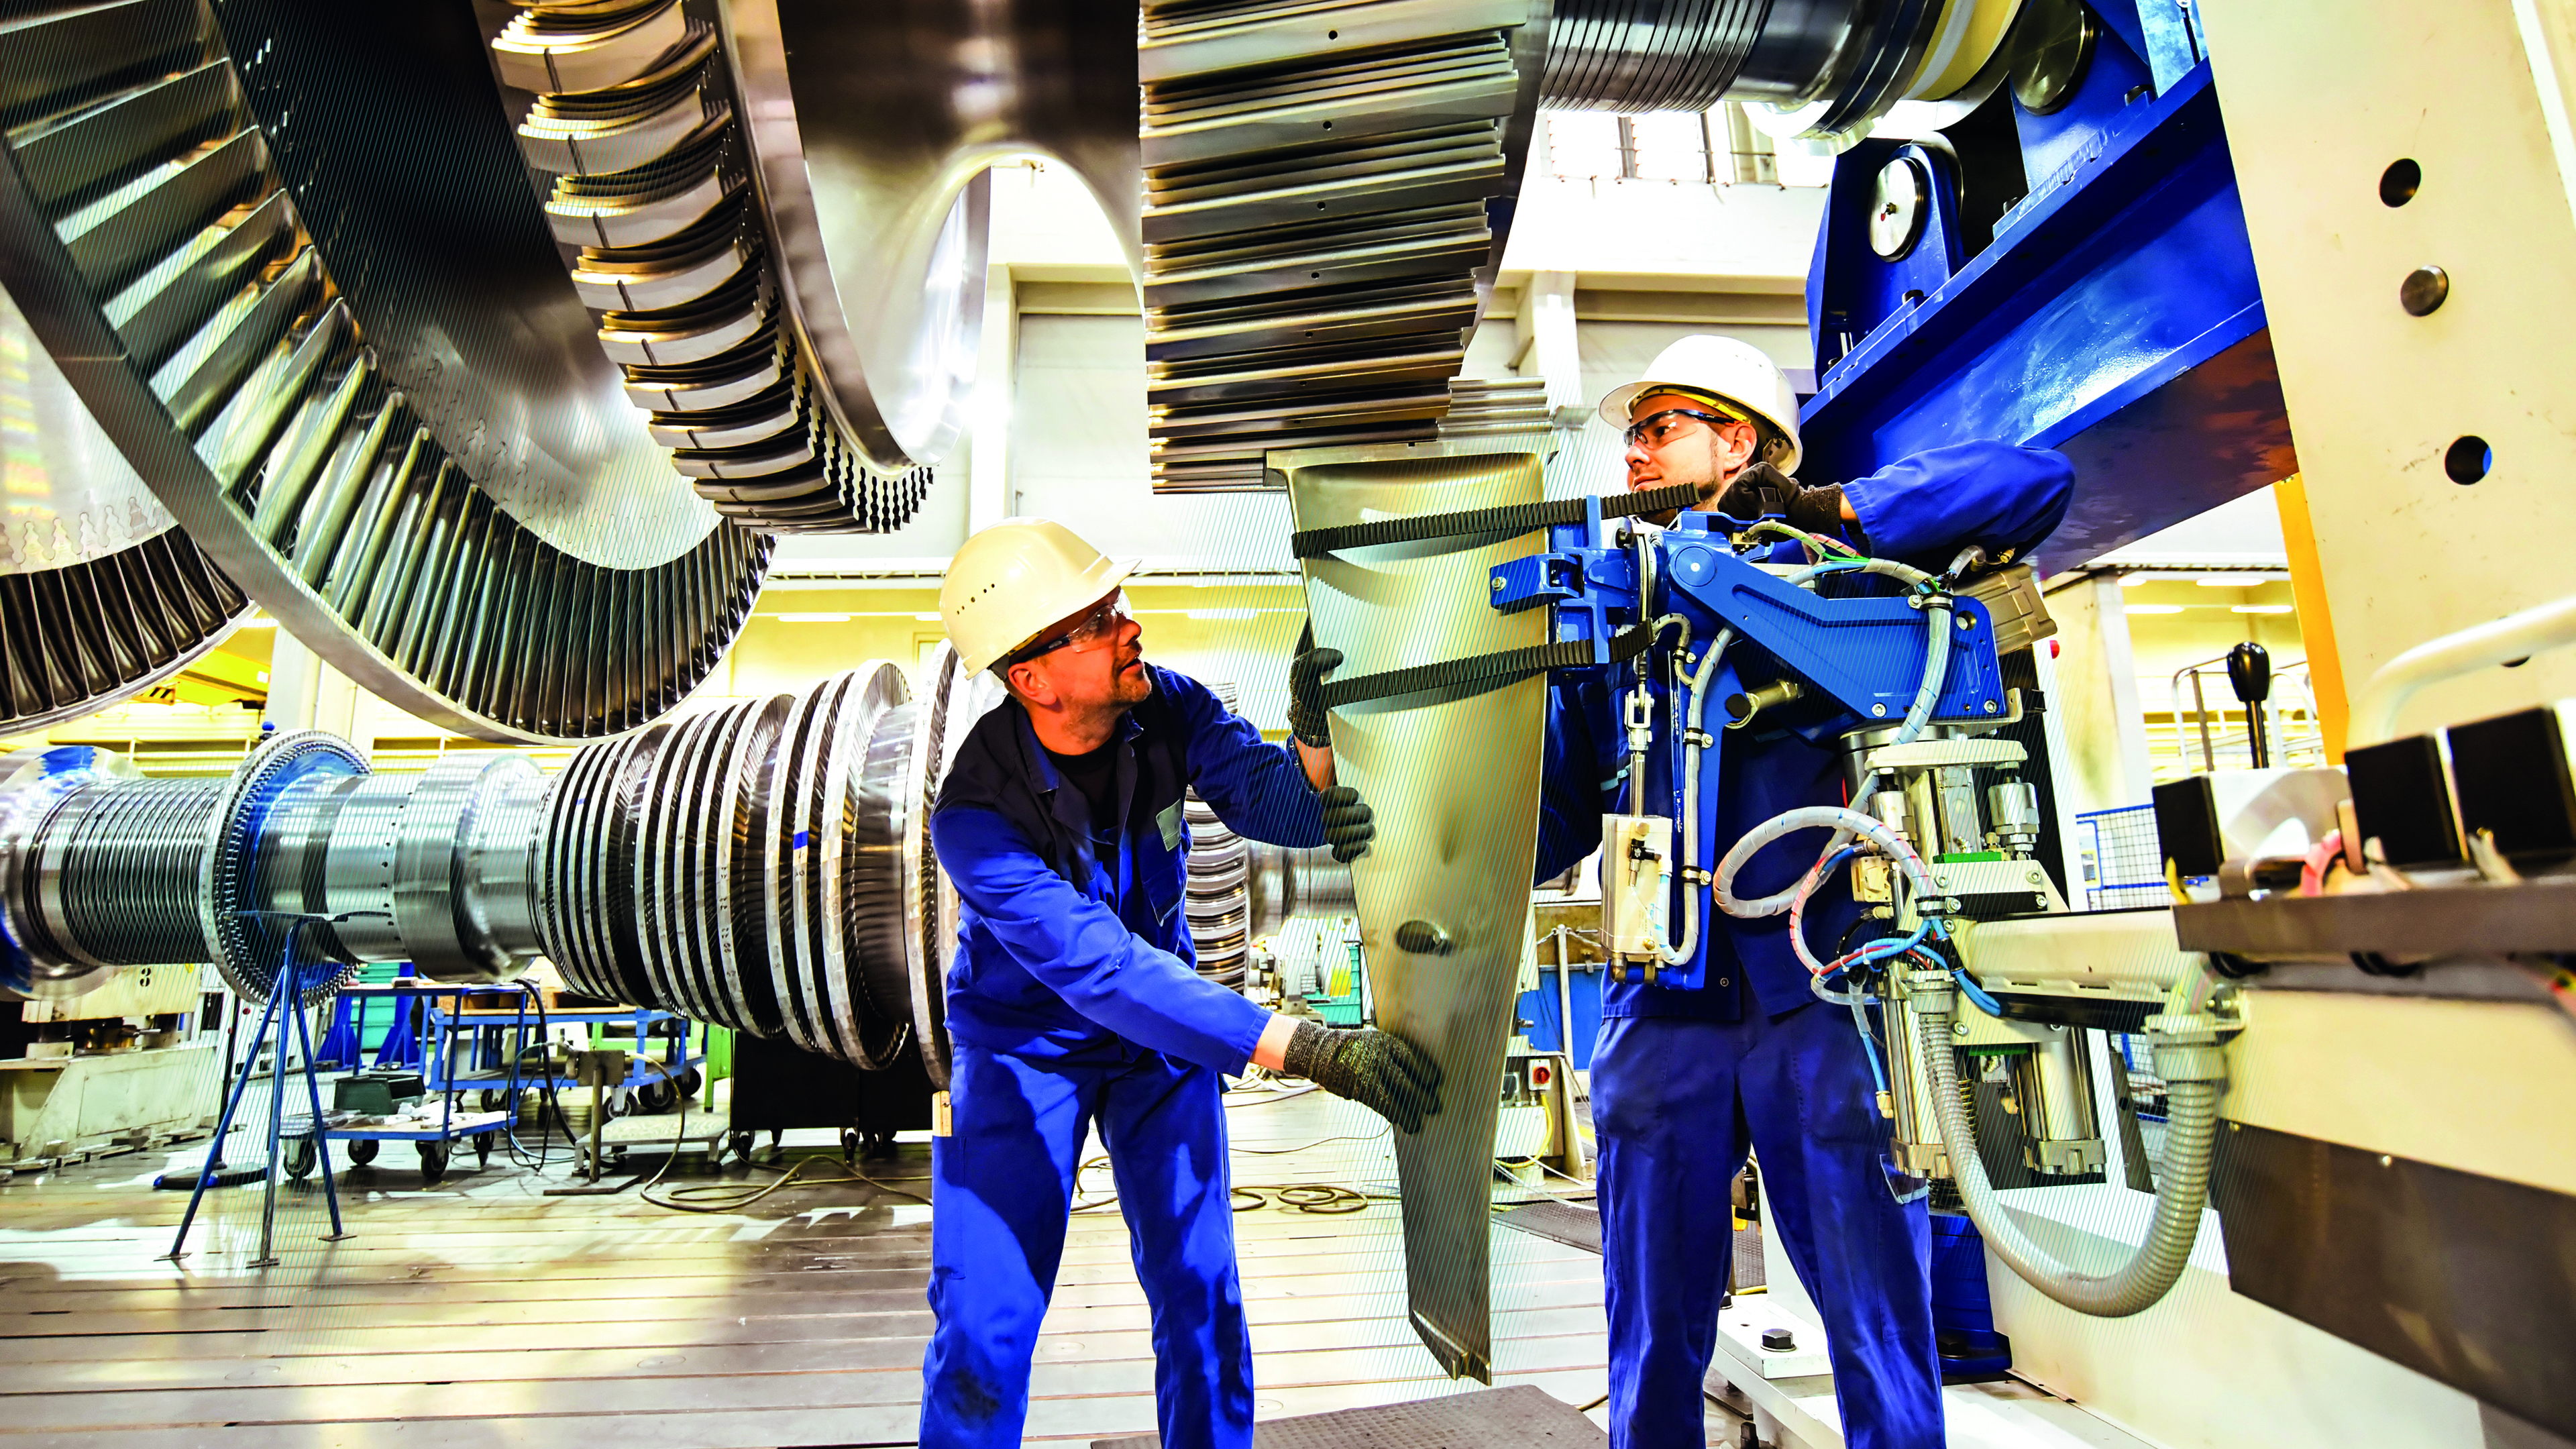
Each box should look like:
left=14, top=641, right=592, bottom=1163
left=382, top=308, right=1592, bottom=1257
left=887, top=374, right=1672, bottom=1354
left=636, top=1079, right=676, bottom=1115
left=841, top=1128, right=860, bottom=1165
left=418, top=1141, right=451, bottom=1185
left=284, top=1135, right=318, bottom=1181
left=727, top=1131, right=753, bottom=1165
left=479, top=1089, right=504, bottom=1112
left=474, top=1134, right=492, bottom=1167
left=678, top=1067, right=704, bottom=1099
left=347, top=1139, right=380, bottom=1166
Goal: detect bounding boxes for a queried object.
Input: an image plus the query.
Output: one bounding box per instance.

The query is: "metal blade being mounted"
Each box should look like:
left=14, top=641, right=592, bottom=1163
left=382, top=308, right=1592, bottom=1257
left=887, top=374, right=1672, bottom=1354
left=1281, top=441, right=1558, bottom=1383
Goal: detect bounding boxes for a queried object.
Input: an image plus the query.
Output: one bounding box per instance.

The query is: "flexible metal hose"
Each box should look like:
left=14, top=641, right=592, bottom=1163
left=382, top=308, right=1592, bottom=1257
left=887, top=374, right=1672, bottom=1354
left=1915, top=986, right=2224, bottom=1316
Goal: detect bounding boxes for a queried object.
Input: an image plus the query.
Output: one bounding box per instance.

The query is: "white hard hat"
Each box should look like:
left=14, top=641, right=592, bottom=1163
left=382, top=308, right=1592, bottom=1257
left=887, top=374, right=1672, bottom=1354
left=1595, top=335, right=1803, bottom=474
left=940, top=518, right=1139, bottom=675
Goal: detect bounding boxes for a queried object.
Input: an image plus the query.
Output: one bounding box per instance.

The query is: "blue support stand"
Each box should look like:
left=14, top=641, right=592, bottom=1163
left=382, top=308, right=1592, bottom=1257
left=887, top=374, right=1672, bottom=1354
left=162, top=912, right=374, bottom=1265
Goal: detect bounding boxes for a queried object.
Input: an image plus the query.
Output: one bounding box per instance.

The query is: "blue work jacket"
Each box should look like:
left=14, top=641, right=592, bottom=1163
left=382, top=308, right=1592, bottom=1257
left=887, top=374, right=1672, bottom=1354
left=1535, top=439, right=2076, bottom=1022
left=929, top=665, right=1327, bottom=1074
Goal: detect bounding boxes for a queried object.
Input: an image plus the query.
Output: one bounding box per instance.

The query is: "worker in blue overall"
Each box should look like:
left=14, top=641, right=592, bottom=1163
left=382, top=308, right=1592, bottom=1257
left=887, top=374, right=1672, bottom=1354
left=923, top=517, right=1442, bottom=1449
left=1535, top=337, right=2073, bottom=1449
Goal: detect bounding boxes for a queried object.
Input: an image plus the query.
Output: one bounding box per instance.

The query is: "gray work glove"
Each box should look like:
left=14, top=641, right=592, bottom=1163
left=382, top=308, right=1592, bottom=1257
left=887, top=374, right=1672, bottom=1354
left=1283, top=1020, right=1443, bottom=1134
left=1287, top=621, right=1338, bottom=749
left=1318, top=784, right=1374, bottom=863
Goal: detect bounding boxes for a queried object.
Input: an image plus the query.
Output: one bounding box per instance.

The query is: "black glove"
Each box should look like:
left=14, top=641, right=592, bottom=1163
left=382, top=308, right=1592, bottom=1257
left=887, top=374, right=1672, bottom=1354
left=1287, top=622, right=1338, bottom=749
left=1318, top=784, right=1374, bottom=863
left=1708, top=460, right=1801, bottom=520
left=1283, top=1020, right=1443, bottom=1134
left=1713, top=463, right=1870, bottom=551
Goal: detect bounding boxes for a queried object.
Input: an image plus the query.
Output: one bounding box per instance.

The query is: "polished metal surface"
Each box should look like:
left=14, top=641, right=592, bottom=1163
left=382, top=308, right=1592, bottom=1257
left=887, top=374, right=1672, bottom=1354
left=0, top=284, right=252, bottom=728
left=0, top=283, right=178, bottom=572
left=1139, top=0, right=1551, bottom=491
left=0, top=747, right=144, bottom=997
left=1285, top=441, right=1553, bottom=1383
left=0, top=0, right=773, bottom=742
left=912, top=641, right=1003, bottom=1090
left=0, top=660, right=984, bottom=1070
left=220, top=0, right=713, bottom=567
left=1185, top=794, right=1251, bottom=987
left=1181, top=682, right=1252, bottom=989
left=531, top=661, right=964, bottom=1069
left=489, top=0, right=971, bottom=528
left=1870, top=155, right=1929, bottom=259
left=1544, top=0, right=2025, bottom=143
left=1246, top=839, right=1356, bottom=941
left=727, top=0, right=1142, bottom=474
left=1544, top=0, right=1843, bottom=111
left=2008, top=0, right=2094, bottom=115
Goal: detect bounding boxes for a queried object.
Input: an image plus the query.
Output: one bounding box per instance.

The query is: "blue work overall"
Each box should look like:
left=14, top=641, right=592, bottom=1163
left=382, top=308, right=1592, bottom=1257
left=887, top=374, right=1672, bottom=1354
left=1536, top=441, right=2076, bottom=1449
left=923, top=666, right=1327, bottom=1449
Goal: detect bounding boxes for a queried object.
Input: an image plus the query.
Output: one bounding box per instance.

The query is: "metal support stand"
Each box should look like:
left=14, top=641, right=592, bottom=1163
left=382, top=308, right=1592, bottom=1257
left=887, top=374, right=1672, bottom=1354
left=152, top=984, right=264, bottom=1192
left=163, top=914, right=369, bottom=1264
left=543, top=1049, right=641, bottom=1197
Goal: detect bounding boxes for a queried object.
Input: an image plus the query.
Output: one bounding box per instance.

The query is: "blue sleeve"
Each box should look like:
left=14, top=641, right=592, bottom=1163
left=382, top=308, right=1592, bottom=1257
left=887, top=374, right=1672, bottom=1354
left=1164, top=671, right=1327, bottom=849
left=930, top=804, right=1273, bottom=1073
left=1534, top=674, right=1616, bottom=884
left=1840, top=441, right=2074, bottom=572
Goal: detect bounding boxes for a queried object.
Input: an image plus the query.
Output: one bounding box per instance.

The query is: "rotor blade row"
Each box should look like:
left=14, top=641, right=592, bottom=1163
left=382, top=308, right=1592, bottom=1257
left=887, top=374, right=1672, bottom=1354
left=536, top=665, right=928, bottom=1070
left=1138, top=0, right=1542, bottom=491
left=0, top=531, right=248, bottom=732
left=0, top=0, right=769, bottom=741
left=1184, top=793, right=1252, bottom=990
left=0, top=0, right=261, bottom=722
left=493, top=1, right=938, bottom=534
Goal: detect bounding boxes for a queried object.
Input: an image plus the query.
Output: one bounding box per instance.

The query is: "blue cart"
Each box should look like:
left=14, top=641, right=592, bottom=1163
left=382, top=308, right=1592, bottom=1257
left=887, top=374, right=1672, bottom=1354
left=296, top=981, right=518, bottom=1184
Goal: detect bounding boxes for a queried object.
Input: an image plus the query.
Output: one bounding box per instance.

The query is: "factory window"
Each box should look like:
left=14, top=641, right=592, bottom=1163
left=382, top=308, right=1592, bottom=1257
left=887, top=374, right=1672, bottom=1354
left=1540, top=107, right=1819, bottom=186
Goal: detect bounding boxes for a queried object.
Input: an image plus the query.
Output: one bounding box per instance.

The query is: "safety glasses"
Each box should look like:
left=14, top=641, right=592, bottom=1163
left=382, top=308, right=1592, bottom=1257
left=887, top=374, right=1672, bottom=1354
left=1622, top=407, right=1740, bottom=449
left=1007, top=591, right=1130, bottom=665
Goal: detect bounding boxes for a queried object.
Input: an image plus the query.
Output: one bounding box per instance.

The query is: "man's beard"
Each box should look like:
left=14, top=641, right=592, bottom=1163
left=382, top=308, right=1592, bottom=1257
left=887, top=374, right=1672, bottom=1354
left=1112, top=657, right=1154, bottom=707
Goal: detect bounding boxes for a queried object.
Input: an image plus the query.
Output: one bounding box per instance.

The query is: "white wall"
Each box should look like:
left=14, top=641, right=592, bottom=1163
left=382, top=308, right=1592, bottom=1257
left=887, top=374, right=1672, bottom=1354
left=1008, top=313, right=1297, bottom=570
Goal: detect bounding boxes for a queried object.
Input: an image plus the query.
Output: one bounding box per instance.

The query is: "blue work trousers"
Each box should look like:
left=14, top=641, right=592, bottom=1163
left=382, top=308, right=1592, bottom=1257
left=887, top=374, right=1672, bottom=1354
left=920, top=1038, right=1254, bottom=1449
left=1593, top=1005, right=1942, bottom=1449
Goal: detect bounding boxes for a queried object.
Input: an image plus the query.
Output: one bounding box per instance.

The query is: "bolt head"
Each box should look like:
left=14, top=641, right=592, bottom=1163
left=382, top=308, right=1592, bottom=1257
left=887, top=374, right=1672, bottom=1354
left=1871, top=703, right=1889, bottom=717
left=1489, top=576, right=1505, bottom=591
left=1984, top=700, right=1999, bottom=714
left=2400, top=265, right=2449, bottom=317
left=1951, top=1021, right=1971, bottom=1037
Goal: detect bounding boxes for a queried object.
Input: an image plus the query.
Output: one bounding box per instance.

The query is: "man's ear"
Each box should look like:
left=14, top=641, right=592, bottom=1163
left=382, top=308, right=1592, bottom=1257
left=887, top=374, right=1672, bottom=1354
left=1004, top=660, right=1051, bottom=708
left=1718, top=419, right=1760, bottom=472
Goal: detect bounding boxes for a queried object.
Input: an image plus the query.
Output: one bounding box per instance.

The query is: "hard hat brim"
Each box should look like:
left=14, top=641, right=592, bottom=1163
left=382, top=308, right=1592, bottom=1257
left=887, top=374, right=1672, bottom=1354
left=963, top=553, right=1143, bottom=676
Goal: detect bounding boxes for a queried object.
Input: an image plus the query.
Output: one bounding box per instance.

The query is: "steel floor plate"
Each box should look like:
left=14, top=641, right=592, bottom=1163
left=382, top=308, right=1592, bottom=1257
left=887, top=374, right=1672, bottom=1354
left=1087, top=1385, right=1609, bottom=1448
left=1496, top=1200, right=1766, bottom=1288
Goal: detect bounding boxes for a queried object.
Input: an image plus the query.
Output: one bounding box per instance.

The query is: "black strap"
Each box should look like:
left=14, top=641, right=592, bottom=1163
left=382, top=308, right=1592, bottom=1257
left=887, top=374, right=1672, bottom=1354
left=1290, top=480, right=1703, bottom=559
left=1321, top=623, right=1656, bottom=708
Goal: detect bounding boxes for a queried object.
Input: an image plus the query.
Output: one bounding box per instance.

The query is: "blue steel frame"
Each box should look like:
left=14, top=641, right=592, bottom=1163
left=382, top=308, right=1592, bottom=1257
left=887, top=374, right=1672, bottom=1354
left=1496, top=508, right=2006, bottom=729
left=1798, top=18, right=2294, bottom=567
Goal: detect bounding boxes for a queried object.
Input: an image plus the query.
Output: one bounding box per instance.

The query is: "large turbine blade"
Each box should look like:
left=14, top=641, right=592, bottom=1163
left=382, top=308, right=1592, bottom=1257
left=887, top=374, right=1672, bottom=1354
left=1282, top=443, right=1550, bottom=1382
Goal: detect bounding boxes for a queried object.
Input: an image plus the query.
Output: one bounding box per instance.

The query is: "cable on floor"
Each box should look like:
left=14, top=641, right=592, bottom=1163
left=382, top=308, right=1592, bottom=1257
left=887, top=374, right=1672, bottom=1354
left=1230, top=1183, right=1373, bottom=1214
left=641, top=1153, right=932, bottom=1213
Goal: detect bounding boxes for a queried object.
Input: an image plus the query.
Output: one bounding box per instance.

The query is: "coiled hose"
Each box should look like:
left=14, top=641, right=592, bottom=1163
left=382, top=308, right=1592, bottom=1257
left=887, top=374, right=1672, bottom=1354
left=1721, top=553, right=1951, bottom=918
left=1913, top=979, right=2227, bottom=1316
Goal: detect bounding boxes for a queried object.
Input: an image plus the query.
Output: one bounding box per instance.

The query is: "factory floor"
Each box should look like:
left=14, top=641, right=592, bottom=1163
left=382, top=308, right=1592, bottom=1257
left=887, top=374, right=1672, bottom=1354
left=0, top=1074, right=1758, bottom=1446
